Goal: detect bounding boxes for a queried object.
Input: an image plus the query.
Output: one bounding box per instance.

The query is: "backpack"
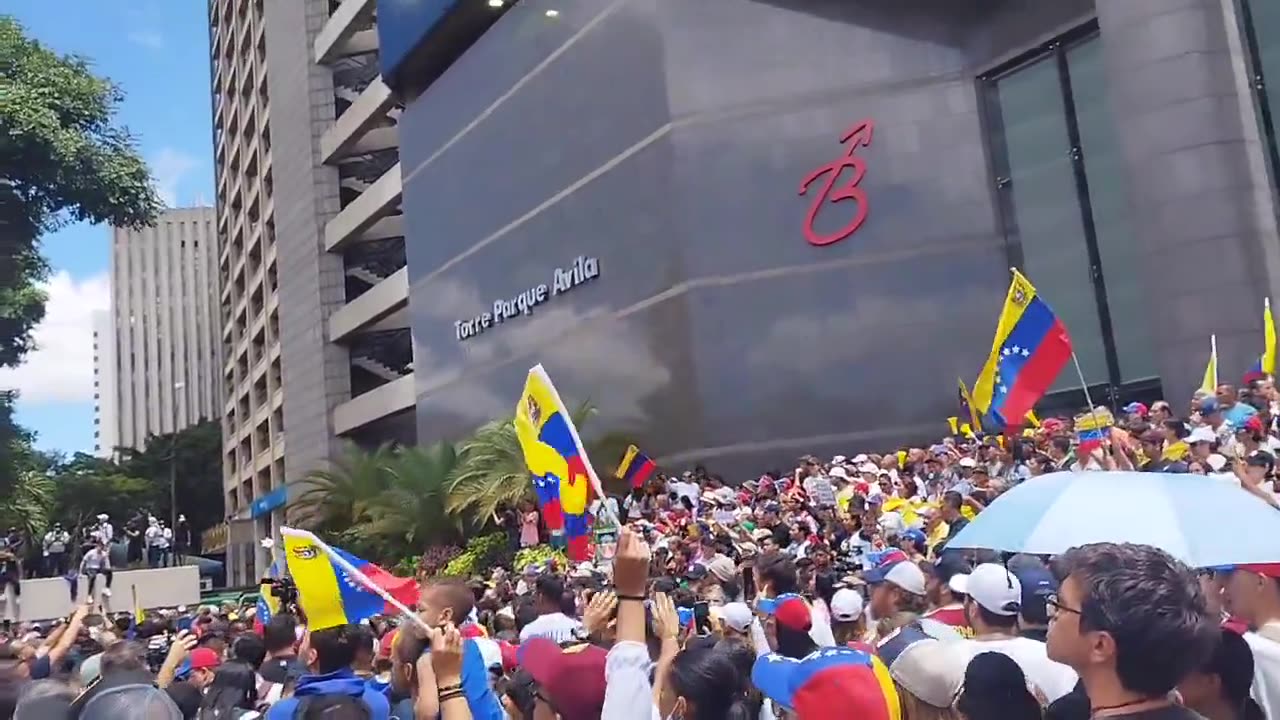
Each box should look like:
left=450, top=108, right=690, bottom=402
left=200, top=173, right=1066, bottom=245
left=293, top=695, right=373, bottom=720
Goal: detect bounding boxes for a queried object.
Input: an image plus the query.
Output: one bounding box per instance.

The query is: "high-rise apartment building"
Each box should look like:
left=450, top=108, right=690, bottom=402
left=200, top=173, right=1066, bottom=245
left=209, top=0, right=413, bottom=584
left=104, top=207, right=221, bottom=453
left=91, top=310, right=118, bottom=458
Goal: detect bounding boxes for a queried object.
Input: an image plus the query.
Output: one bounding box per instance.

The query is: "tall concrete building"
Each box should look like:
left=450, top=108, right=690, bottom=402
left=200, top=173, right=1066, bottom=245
left=105, top=207, right=221, bottom=453
left=91, top=310, right=118, bottom=458
left=209, top=0, right=413, bottom=584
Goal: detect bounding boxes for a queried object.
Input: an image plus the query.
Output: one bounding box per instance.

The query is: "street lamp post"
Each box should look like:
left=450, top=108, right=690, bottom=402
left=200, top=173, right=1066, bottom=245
left=170, top=382, right=184, bottom=555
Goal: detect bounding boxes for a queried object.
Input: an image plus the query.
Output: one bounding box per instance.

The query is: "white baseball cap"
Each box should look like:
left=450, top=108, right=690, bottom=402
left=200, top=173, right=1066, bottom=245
left=958, top=457, right=977, bottom=469
left=720, top=602, right=754, bottom=633
left=829, top=589, right=864, bottom=622
left=890, top=637, right=970, bottom=708
left=1188, top=426, right=1217, bottom=445
left=829, top=467, right=850, bottom=481
left=1205, top=453, right=1229, bottom=472
left=852, top=454, right=869, bottom=463
left=866, top=560, right=927, bottom=597
left=949, top=563, right=1022, bottom=616
left=832, top=455, right=847, bottom=465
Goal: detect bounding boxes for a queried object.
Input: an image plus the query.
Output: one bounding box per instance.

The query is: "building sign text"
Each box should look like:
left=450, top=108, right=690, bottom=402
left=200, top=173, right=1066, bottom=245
left=455, top=256, right=600, bottom=341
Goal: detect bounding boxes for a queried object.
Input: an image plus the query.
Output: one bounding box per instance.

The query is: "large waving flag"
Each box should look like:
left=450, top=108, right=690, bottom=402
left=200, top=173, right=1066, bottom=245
left=971, top=270, right=1072, bottom=429
left=280, top=527, right=420, bottom=631
left=1200, top=335, right=1219, bottom=395
left=956, top=378, right=983, bottom=433
left=616, top=445, right=657, bottom=489
left=1245, top=299, right=1276, bottom=382
left=514, top=364, right=607, bottom=561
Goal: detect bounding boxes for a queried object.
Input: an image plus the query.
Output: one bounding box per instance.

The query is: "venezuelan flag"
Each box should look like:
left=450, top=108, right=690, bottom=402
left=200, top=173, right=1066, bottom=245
left=1245, top=299, right=1276, bottom=382
left=514, top=364, right=606, bottom=561
left=971, top=270, right=1072, bottom=429
left=280, top=527, right=420, bottom=631
left=1201, top=335, right=1218, bottom=395
left=957, top=378, right=983, bottom=433
left=616, top=445, right=657, bottom=489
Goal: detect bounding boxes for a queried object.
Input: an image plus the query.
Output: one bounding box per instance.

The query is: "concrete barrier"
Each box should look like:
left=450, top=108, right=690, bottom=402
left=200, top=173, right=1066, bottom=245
left=0, top=566, right=201, bottom=622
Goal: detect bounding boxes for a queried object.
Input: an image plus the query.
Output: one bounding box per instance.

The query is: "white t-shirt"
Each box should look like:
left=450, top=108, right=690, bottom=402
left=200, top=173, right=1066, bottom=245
left=1245, top=625, right=1280, bottom=718
left=518, top=612, right=584, bottom=644
left=961, top=636, right=1078, bottom=702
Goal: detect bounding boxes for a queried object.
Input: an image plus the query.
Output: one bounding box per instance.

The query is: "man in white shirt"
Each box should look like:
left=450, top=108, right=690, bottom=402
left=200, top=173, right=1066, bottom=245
left=93, top=514, right=113, bottom=547
left=158, top=520, right=173, bottom=567
left=518, top=574, right=583, bottom=644
left=144, top=517, right=162, bottom=568
left=42, top=523, right=70, bottom=577
left=1220, top=562, right=1280, bottom=716
left=952, top=563, right=1078, bottom=702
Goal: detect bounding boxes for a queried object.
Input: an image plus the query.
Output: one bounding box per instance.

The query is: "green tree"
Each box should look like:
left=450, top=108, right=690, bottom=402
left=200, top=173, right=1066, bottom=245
left=115, top=420, right=224, bottom=538
left=294, top=443, right=400, bottom=533
left=0, top=15, right=161, bottom=496
left=349, top=443, right=462, bottom=560
left=47, top=453, right=157, bottom=539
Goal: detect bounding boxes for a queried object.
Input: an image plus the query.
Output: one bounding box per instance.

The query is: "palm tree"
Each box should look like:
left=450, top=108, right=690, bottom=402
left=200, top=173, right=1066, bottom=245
left=293, top=443, right=397, bottom=531
left=446, top=402, right=632, bottom=523
left=0, top=470, right=54, bottom=540
left=358, top=442, right=462, bottom=555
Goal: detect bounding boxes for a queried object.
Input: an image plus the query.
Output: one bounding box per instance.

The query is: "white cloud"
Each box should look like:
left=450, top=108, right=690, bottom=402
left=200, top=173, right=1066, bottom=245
left=127, top=30, right=165, bottom=50
left=150, top=147, right=199, bottom=207
left=0, top=272, right=110, bottom=404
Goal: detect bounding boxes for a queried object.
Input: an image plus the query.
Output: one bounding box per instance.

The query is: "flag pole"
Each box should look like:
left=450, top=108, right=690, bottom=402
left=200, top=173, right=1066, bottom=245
left=1070, top=350, right=1111, bottom=461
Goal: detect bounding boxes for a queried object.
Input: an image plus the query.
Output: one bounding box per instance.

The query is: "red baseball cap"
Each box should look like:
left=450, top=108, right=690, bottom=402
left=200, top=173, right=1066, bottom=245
left=377, top=628, right=398, bottom=660
left=518, top=638, right=606, bottom=720
left=189, top=648, right=221, bottom=671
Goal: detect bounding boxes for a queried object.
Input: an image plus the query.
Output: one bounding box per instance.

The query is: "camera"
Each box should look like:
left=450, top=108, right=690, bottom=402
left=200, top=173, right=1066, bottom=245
left=265, top=576, right=299, bottom=612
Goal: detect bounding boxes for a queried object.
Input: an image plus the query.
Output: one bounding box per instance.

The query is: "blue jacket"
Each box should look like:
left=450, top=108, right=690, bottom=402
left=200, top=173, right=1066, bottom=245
left=266, top=667, right=391, bottom=720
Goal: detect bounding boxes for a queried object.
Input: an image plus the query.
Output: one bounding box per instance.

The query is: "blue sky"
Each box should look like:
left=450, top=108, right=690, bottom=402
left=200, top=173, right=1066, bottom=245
left=1, top=2, right=215, bottom=456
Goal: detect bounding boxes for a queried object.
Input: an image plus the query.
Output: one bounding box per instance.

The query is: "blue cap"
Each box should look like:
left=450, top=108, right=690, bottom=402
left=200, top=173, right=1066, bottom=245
left=902, top=529, right=927, bottom=546
left=1201, top=398, right=1220, bottom=414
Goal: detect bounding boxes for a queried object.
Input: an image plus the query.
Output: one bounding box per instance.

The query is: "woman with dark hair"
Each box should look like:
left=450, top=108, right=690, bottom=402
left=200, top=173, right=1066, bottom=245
left=656, top=643, right=757, bottom=720
left=1176, top=629, right=1266, bottom=720
left=197, top=659, right=261, bottom=719
left=956, top=652, right=1042, bottom=720
left=811, top=570, right=840, bottom=625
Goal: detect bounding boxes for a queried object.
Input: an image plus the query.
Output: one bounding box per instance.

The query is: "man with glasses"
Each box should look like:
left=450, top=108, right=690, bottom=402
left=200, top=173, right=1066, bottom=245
left=1046, top=543, right=1217, bottom=719
left=951, top=563, right=1078, bottom=703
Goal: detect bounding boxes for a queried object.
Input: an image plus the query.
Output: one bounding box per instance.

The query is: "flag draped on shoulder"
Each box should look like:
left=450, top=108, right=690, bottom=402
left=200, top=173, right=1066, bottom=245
left=616, top=445, right=657, bottom=489
left=514, top=364, right=606, bottom=561
left=971, top=269, right=1072, bottom=429
left=279, top=527, right=419, bottom=631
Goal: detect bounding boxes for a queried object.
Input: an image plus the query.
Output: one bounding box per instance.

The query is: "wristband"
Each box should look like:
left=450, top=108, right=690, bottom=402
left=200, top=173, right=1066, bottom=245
left=437, top=683, right=462, bottom=693
left=439, top=690, right=465, bottom=702
left=616, top=594, right=646, bottom=602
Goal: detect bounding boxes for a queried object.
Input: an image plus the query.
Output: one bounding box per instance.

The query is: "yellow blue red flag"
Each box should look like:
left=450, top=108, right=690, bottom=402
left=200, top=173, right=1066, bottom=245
left=971, top=269, right=1072, bottom=429
left=514, top=364, right=606, bottom=561
left=616, top=445, right=657, bottom=489
left=280, top=527, right=419, bottom=631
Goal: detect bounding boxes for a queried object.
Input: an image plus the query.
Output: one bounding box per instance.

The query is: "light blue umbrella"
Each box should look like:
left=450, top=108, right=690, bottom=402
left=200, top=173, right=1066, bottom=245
left=945, top=471, right=1280, bottom=567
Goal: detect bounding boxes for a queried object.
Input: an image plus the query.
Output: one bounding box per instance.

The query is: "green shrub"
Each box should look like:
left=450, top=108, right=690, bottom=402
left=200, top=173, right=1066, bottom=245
left=440, top=533, right=510, bottom=577
left=513, top=545, right=568, bottom=573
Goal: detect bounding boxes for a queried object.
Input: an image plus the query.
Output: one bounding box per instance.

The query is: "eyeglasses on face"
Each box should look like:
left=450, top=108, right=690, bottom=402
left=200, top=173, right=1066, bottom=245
left=1045, top=593, right=1082, bottom=620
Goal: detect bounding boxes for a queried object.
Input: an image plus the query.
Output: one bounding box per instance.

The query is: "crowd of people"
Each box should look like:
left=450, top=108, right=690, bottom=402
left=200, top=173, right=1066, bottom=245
left=0, top=380, right=1279, bottom=719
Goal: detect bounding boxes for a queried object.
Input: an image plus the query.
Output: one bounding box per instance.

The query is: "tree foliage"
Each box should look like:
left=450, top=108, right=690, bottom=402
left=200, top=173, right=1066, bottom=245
left=0, top=15, right=161, bottom=500
left=296, top=402, right=633, bottom=566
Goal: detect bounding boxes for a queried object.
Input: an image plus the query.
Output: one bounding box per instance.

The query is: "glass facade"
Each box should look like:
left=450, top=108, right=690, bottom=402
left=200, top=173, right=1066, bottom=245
left=983, top=25, right=1156, bottom=407
left=1241, top=0, right=1280, bottom=188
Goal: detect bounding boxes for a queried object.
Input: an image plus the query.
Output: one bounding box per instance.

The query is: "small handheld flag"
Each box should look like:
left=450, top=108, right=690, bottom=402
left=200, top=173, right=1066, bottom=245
left=616, top=445, right=657, bottom=489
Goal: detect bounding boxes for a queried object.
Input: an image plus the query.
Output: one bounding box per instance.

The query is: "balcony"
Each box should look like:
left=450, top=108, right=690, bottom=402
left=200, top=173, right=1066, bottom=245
left=323, top=162, right=401, bottom=252
left=314, top=0, right=375, bottom=65
left=328, top=267, right=408, bottom=342
left=333, top=375, right=413, bottom=436
left=343, top=236, right=406, bottom=302
left=320, top=78, right=394, bottom=164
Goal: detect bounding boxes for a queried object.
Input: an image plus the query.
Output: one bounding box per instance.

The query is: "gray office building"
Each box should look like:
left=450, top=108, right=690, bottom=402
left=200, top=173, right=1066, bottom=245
left=209, top=0, right=412, bottom=583
left=384, top=0, right=1280, bottom=476
left=104, top=207, right=221, bottom=453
